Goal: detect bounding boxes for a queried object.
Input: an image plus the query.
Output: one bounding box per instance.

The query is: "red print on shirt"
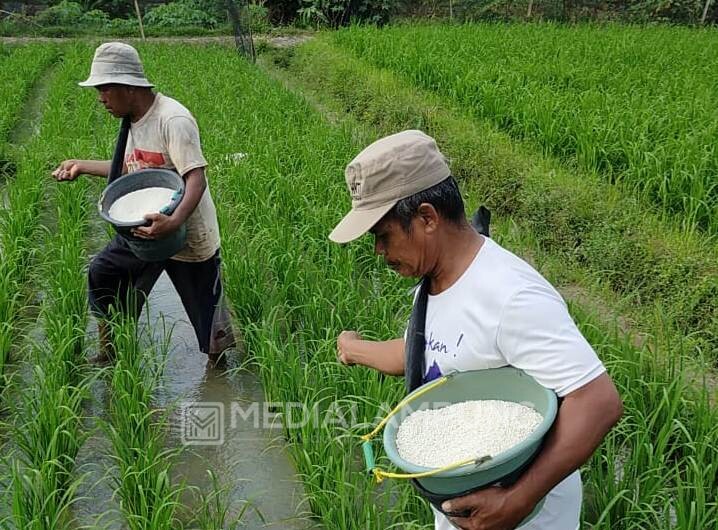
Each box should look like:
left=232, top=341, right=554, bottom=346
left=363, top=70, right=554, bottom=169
left=125, top=148, right=166, bottom=170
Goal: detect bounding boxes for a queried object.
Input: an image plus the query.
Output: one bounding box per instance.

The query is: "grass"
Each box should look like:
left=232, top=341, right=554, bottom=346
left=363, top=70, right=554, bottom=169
left=263, top=37, right=718, bottom=363
left=0, top=43, right=61, bottom=398
left=0, top=37, right=715, bottom=529
left=332, top=23, right=718, bottom=236
left=103, top=313, right=184, bottom=530
left=137, top=43, right=718, bottom=528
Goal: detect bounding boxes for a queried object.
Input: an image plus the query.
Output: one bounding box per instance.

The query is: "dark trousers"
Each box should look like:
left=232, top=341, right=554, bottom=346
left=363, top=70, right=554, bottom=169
left=88, top=235, right=234, bottom=355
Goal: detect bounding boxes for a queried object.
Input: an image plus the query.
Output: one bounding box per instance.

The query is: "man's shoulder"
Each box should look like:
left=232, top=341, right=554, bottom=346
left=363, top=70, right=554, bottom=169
left=155, top=93, right=197, bottom=123
left=470, top=238, right=559, bottom=308
left=476, top=239, right=535, bottom=288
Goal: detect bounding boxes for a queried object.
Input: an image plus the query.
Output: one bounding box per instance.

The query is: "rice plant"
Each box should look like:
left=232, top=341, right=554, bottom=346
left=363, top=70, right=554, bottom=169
left=103, top=312, right=184, bottom=530
left=265, top=37, right=718, bottom=362
left=7, top=362, right=91, bottom=529
left=141, top=43, right=717, bottom=528
left=332, top=23, right=718, bottom=235
left=0, top=44, right=62, bottom=397
left=6, top=144, right=92, bottom=530
left=3, top=43, right=109, bottom=528
left=0, top=43, right=59, bottom=146
left=1, top=40, right=715, bottom=530
left=186, top=469, right=262, bottom=529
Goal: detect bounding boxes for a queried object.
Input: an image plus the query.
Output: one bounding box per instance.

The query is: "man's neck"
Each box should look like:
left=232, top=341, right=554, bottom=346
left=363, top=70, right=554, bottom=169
left=130, top=91, right=156, bottom=123
left=428, top=226, right=484, bottom=295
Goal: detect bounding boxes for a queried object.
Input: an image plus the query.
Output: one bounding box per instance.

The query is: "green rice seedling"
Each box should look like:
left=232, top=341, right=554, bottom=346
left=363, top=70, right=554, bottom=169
left=0, top=152, right=51, bottom=398
left=577, top=310, right=718, bottom=529
left=5, top=202, right=92, bottom=526
left=0, top=44, right=59, bottom=146
left=7, top=178, right=94, bottom=522
left=103, top=311, right=184, bottom=530
left=2, top=43, right=101, bottom=528
left=134, top=44, right=429, bottom=528
left=7, top=364, right=91, bottom=529
left=331, top=23, right=718, bottom=235
left=186, top=469, right=263, bottom=529
left=0, top=266, right=20, bottom=388
left=1, top=41, right=189, bottom=529
left=5, top=41, right=710, bottom=529
left=266, top=37, right=718, bottom=363
left=0, top=44, right=82, bottom=400
left=6, top=459, right=87, bottom=530
left=135, top=43, right=718, bottom=529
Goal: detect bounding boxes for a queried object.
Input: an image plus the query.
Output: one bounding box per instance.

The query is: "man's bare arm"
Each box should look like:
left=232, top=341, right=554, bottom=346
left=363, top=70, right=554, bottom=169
left=337, top=332, right=405, bottom=376
left=52, top=159, right=123, bottom=180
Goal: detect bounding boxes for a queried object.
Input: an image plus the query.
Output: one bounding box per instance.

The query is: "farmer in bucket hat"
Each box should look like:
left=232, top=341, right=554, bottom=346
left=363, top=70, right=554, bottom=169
left=332, top=130, right=623, bottom=530
left=52, top=42, right=235, bottom=366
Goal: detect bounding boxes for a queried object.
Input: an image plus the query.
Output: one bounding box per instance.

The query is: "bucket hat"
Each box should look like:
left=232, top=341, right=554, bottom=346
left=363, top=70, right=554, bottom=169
left=79, top=42, right=153, bottom=88
left=329, top=130, right=451, bottom=243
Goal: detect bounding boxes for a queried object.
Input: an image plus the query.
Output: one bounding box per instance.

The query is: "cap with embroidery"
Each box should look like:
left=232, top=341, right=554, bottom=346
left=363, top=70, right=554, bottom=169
left=329, top=130, right=450, bottom=243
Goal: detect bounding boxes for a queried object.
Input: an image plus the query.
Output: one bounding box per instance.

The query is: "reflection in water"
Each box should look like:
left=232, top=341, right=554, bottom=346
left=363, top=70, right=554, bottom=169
left=73, top=272, right=314, bottom=529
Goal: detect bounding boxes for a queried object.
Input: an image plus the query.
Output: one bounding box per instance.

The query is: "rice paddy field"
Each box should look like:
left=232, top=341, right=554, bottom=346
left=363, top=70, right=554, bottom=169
left=332, top=24, right=718, bottom=235
left=0, top=21, right=717, bottom=529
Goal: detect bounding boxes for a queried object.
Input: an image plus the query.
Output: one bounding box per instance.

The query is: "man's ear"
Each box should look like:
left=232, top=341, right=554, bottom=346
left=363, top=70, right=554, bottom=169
left=417, top=203, right=439, bottom=234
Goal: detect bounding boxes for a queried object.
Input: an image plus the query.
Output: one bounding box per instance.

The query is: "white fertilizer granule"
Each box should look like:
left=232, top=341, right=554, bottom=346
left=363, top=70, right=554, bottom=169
left=396, top=400, right=543, bottom=468
left=109, top=187, right=176, bottom=223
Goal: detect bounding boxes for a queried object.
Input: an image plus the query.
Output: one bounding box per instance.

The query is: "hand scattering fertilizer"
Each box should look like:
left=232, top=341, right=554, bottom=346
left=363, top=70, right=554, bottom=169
left=108, top=187, right=177, bottom=223
left=360, top=367, right=557, bottom=524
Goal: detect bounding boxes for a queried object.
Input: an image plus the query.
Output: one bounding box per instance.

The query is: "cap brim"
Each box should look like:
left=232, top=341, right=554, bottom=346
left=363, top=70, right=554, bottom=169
left=79, top=75, right=154, bottom=88
left=329, top=202, right=395, bottom=244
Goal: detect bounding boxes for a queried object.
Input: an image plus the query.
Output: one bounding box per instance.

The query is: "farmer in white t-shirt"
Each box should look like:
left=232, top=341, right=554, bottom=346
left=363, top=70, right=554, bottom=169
left=52, top=42, right=234, bottom=365
left=331, top=130, right=623, bottom=530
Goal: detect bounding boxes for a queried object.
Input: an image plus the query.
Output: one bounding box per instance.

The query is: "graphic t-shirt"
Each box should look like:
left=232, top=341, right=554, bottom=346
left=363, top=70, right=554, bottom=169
left=124, top=93, right=220, bottom=262
left=419, top=237, right=605, bottom=530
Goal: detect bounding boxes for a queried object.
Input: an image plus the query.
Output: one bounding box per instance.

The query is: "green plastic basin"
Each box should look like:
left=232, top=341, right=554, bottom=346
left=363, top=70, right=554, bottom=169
left=383, top=367, right=557, bottom=519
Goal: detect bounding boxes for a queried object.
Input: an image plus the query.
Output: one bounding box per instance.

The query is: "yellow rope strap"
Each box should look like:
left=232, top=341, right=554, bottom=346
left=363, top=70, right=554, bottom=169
left=371, top=456, right=487, bottom=483
left=360, top=376, right=449, bottom=443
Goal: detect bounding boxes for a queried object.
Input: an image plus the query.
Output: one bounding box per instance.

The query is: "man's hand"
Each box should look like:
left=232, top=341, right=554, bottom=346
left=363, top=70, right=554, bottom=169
left=334, top=335, right=404, bottom=375
left=132, top=213, right=179, bottom=240
left=442, top=486, right=533, bottom=530
left=52, top=159, right=113, bottom=180
left=52, top=160, right=83, bottom=181
left=337, top=330, right=362, bottom=365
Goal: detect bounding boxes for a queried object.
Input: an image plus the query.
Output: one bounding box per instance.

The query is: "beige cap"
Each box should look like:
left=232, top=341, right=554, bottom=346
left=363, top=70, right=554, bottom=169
left=79, top=42, right=153, bottom=88
left=329, top=130, right=450, bottom=243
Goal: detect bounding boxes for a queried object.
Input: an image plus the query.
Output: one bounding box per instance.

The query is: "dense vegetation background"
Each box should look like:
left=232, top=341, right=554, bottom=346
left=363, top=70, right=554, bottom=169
left=1, top=0, right=717, bottom=37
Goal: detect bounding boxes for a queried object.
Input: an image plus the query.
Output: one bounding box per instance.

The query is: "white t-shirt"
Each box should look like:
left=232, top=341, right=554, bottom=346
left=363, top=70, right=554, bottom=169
left=419, top=237, right=604, bottom=530
left=124, top=92, right=221, bottom=262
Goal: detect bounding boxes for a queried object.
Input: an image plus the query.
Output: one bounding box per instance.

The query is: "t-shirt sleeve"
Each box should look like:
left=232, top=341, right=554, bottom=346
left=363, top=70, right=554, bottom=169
left=496, top=284, right=606, bottom=397
left=163, top=116, right=207, bottom=176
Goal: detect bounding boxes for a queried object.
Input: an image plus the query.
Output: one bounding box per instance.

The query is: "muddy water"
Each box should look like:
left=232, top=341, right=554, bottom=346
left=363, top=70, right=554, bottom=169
left=72, top=272, right=315, bottom=529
